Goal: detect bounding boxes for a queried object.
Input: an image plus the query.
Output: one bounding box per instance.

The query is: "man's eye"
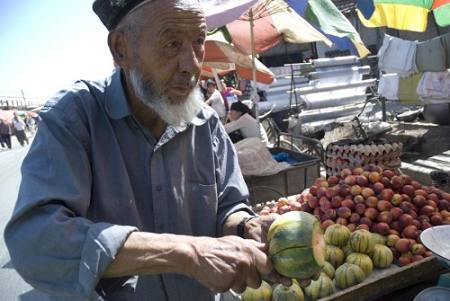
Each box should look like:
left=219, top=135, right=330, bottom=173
left=167, top=41, right=181, bottom=49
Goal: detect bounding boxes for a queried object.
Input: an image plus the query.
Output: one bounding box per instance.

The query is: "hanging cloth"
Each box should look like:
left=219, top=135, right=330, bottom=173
left=398, top=73, right=423, bottom=106
left=378, top=35, right=417, bottom=77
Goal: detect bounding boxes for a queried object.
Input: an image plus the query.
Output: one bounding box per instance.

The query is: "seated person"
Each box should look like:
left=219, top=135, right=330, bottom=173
left=225, top=102, right=260, bottom=143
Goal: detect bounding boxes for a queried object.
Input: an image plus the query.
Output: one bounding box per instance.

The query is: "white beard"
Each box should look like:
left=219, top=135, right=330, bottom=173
left=129, top=68, right=203, bottom=127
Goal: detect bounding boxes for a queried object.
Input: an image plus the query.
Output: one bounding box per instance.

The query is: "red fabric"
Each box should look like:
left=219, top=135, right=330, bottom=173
left=226, top=8, right=280, bottom=55
left=433, top=0, right=450, bottom=9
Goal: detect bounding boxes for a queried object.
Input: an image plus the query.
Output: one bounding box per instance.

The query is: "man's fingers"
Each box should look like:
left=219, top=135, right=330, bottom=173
left=252, top=248, right=273, bottom=276
left=246, top=267, right=262, bottom=289
left=231, top=282, right=247, bottom=294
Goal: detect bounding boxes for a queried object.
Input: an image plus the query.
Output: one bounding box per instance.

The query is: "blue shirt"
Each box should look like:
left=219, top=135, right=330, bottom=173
left=4, top=70, right=252, bottom=301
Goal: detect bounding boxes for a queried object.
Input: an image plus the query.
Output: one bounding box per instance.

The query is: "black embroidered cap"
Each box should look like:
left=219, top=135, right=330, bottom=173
left=92, top=0, right=152, bottom=31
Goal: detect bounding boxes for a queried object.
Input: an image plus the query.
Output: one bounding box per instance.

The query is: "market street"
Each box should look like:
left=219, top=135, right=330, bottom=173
left=0, top=139, right=50, bottom=301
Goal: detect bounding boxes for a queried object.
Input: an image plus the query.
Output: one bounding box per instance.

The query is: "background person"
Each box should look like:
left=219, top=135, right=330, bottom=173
left=225, top=101, right=260, bottom=143
left=205, top=79, right=227, bottom=122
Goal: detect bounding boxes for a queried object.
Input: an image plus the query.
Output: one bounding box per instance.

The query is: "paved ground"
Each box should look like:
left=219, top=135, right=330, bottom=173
left=0, top=135, right=50, bottom=300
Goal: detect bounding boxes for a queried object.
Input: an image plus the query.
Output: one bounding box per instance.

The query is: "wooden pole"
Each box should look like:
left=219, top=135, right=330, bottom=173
left=249, top=9, right=259, bottom=123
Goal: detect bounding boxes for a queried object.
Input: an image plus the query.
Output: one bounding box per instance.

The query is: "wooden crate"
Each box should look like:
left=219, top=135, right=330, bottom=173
left=319, top=257, right=447, bottom=301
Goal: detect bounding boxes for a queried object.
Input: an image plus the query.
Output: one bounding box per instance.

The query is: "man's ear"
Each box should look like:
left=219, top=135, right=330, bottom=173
left=108, top=31, right=129, bottom=69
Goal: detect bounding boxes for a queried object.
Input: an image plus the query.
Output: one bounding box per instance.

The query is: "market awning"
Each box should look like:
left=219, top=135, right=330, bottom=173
left=203, top=30, right=276, bottom=84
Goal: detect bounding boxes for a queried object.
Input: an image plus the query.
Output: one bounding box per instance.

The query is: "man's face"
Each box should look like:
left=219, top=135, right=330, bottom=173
left=122, top=0, right=206, bottom=104
left=207, top=84, right=216, bottom=94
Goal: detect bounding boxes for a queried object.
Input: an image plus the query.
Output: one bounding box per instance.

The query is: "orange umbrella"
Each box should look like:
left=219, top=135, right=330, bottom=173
left=203, top=31, right=276, bottom=84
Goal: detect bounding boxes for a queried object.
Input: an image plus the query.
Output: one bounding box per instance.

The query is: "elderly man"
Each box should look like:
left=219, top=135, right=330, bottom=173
left=4, top=1, right=309, bottom=300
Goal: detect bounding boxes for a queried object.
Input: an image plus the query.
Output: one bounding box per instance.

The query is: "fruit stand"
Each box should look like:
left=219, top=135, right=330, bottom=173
left=243, top=164, right=450, bottom=301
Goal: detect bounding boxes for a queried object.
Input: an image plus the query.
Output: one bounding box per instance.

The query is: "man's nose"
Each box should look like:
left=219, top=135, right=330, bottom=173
left=178, top=44, right=203, bottom=75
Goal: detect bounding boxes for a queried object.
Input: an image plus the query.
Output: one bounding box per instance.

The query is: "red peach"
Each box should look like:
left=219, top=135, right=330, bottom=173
left=430, top=214, right=443, bottom=225
left=428, top=193, right=439, bottom=202
left=412, top=255, right=424, bottom=262
left=378, top=200, right=393, bottom=212
left=372, top=182, right=385, bottom=194
left=344, top=175, right=357, bottom=186
left=347, top=223, right=357, bottom=232
left=340, top=168, right=352, bottom=178
left=327, top=175, right=339, bottom=186
left=365, top=196, right=378, bottom=208
left=415, top=189, right=428, bottom=198
left=390, top=207, right=403, bottom=220
left=391, top=194, right=403, bottom=206
left=381, top=177, right=392, bottom=188
left=395, top=238, right=411, bottom=253
left=381, top=189, right=395, bottom=201
left=357, top=224, right=370, bottom=231
left=355, top=203, right=367, bottom=215
left=341, top=199, right=355, bottom=211
left=378, top=211, right=393, bottom=224
left=337, top=207, right=352, bottom=219
left=387, top=234, right=400, bottom=247
left=382, top=169, right=395, bottom=178
left=402, top=225, right=419, bottom=239
left=438, top=199, right=449, bottom=211
left=362, top=187, right=375, bottom=199
left=368, top=171, right=381, bottom=183
left=336, top=217, right=348, bottom=226
left=411, top=181, right=422, bottom=190
left=317, top=187, right=327, bottom=198
left=365, top=208, right=379, bottom=220
left=356, top=175, right=369, bottom=187
left=350, top=213, right=361, bottom=224
left=351, top=185, right=362, bottom=196
left=331, top=195, right=343, bottom=208
left=420, top=205, right=435, bottom=217
left=352, top=167, right=365, bottom=175
left=411, top=243, right=426, bottom=255
left=391, top=221, right=403, bottom=232
left=413, top=195, right=427, bottom=208
left=353, top=195, right=365, bottom=204
left=360, top=217, right=373, bottom=228
left=321, top=219, right=335, bottom=230
left=391, top=176, right=405, bottom=190
left=424, top=251, right=434, bottom=258
left=399, top=214, right=414, bottom=228
left=421, top=221, right=432, bottom=230
left=400, top=202, right=415, bottom=214
left=377, top=222, right=390, bottom=235
left=401, top=185, right=415, bottom=198
left=339, top=185, right=351, bottom=197
left=398, top=256, right=412, bottom=266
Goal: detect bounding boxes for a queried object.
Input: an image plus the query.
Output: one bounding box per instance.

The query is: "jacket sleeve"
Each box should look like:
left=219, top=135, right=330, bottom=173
left=213, top=120, right=254, bottom=236
left=4, top=94, right=137, bottom=300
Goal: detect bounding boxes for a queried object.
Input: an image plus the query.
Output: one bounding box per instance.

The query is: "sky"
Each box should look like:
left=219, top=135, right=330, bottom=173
left=0, top=0, right=114, bottom=104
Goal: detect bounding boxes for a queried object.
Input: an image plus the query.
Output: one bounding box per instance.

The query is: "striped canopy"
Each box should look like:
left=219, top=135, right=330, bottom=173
left=357, top=0, right=450, bottom=32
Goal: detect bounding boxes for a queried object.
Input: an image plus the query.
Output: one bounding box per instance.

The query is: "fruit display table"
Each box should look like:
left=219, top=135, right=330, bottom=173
left=319, top=256, right=445, bottom=301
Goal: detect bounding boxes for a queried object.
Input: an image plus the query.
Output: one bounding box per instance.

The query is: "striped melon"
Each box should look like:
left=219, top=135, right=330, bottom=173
left=322, top=261, right=335, bottom=279
left=349, top=229, right=375, bottom=254
left=371, top=233, right=387, bottom=246
left=346, top=253, right=373, bottom=277
left=241, top=280, right=272, bottom=301
left=325, top=245, right=345, bottom=269
left=371, top=244, right=394, bottom=268
left=268, top=211, right=326, bottom=279
left=304, top=273, right=336, bottom=301
left=342, top=243, right=353, bottom=257
left=324, top=224, right=351, bottom=247
left=272, top=281, right=304, bottom=301
left=335, top=263, right=366, bottom=289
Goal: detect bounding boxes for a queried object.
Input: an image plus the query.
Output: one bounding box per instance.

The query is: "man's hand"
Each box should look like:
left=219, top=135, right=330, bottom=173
left=184, top=236, right=272, bottom=293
